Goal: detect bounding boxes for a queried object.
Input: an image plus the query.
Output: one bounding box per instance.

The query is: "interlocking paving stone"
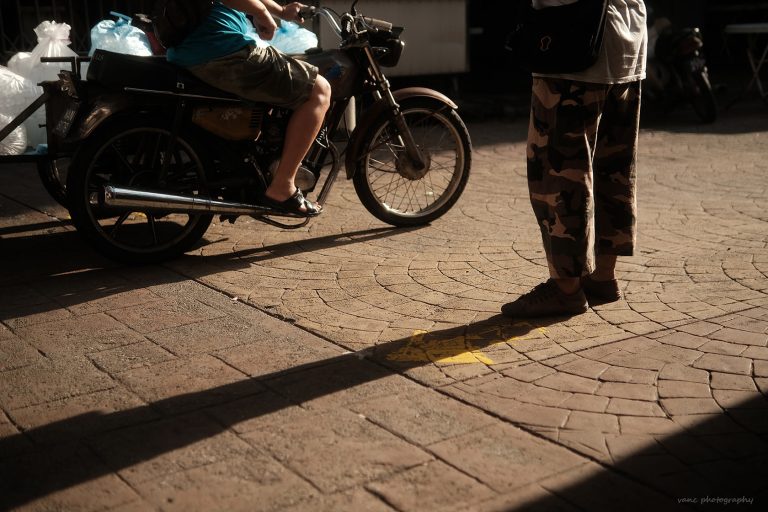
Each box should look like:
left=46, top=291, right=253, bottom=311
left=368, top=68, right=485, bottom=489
left=0, top=442, right=140, bottom=511
left=283, top=489, right=395, bottom=512
left=596, top=382, right=658, bottom=401
left=560, top=393, right=610, bottom=413
left=660, top=398, right=723, bottom=416
left=536, top=372, right=600, bottom=394
left=7, top=387, right=156, bottom=444
left=349, top=387, right=496, bottom=446
left=0, top=335, right=42, bottom=371
left=135, top=451, right=318, bottom=512
left=242, top=409, right=432, bottom=493
left=693, top=353, right=753, bottom=375
left=0, top=356, right=116, bottom=410
left=710, top=327, right=768, bottom=346
left=463, top=483, right=581, bottom=512
left=619, top=417, right=679, bottom=435
left=429, top=423, right=585, bottom=493
left=657, top=363, right=710, bottom=383
left=564, top=411, right=620, bottom=433
left=366, top=460, right=495, bottom=512
left=114, top=355, right=263, bottom=415
left=710, top=372, right=756, bottom=390
left=605, top=398, right=667, bottom=417
left=88, top=412, right=255, bottom=486
left=657, top=380, right=712, bottom=398
left=537, top=462, right=676, bottom=512
left=599, top=366, right=658, bottom=384
left=14, top=313, right=148, bottom=358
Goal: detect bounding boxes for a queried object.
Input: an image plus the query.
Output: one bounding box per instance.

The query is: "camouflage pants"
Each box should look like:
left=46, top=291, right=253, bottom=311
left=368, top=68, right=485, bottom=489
left=527, top=77, right=641, bottom=278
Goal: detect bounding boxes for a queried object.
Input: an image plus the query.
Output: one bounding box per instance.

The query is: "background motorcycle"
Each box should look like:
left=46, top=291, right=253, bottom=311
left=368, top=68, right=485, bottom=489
left=52, top=1, right=472, bottom=263
left=644, top=10, right=717, bottom=123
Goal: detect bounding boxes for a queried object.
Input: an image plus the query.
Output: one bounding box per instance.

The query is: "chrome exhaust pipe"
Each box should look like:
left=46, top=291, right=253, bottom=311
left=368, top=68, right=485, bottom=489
left=101, top=185, right=271, bottom=216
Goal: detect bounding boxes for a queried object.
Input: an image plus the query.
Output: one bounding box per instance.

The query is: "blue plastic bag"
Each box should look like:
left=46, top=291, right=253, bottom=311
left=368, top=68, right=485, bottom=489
left=255, top=21, right=318, bottom=55
left=89, top=12, right=152, bottom=56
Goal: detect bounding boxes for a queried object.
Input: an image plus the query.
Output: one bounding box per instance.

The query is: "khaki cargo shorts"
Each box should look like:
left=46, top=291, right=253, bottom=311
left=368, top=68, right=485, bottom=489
left=189, top=44, right=318, bottom=110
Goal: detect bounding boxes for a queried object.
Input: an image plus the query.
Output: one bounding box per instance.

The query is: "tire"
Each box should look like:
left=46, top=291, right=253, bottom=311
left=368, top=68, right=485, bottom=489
left=352, top=98, right=472, bottom=226
left=37, top=156, right=69, bottom=208
left=66, top=118, right=213, bottom=263
left=687, top=68, right=717, bottom=123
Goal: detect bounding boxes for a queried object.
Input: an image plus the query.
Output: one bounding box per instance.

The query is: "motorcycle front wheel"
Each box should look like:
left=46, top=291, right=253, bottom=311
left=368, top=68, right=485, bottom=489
left=67, top=118, right=213, bottom=263
left=686, top=68, right=717, bottom=123
left=352, top=98, right=471, bottom=226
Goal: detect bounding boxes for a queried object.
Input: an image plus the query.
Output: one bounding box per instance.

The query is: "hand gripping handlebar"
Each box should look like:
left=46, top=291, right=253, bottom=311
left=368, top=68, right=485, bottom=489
left=300, top=6, right=393, bottom=34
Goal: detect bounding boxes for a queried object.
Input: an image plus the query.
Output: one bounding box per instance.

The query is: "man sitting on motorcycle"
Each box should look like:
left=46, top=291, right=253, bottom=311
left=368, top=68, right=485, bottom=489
left=167, top=0, right=331, bottom=216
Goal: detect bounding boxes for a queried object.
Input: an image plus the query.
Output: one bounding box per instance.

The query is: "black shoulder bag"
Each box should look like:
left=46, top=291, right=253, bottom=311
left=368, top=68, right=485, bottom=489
left=506, top=0, right=609, bottom=74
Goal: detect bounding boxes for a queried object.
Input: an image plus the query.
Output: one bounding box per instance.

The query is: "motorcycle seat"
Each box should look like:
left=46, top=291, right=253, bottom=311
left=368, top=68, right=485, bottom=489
left=87, top=49, right=240, bottom=101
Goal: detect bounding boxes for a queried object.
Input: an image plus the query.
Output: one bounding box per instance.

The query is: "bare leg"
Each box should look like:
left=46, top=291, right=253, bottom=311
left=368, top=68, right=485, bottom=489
left=265, top=75, right=331, bottom=210
left=554, top=277, right=581, bottom=294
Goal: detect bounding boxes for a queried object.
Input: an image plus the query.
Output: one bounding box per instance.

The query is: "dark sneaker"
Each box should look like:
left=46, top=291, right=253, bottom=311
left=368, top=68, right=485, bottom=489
left=581, top=275, right=622, bottom=304
left=501, top=279, right=588, bottom=318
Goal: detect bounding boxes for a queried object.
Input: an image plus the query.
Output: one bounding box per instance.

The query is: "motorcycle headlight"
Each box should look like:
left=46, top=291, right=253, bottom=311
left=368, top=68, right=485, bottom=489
left=370, top=29, right=404, bottom=67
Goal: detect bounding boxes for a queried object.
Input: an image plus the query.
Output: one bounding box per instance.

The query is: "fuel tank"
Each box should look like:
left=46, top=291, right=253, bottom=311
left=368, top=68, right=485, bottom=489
left=297, top=49, right=360, bottom=100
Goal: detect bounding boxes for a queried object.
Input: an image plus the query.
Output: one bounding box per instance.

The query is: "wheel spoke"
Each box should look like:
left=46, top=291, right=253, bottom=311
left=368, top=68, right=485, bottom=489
left=110, top=212, right=131, bottom=238
left=147, top=214, right=159, bottom=245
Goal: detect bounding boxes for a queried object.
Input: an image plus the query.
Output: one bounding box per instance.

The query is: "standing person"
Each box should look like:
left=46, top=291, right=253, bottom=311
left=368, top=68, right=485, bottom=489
left=502, top=0, right=647, bottom=318
left=166, top=0, right=331, bottom=217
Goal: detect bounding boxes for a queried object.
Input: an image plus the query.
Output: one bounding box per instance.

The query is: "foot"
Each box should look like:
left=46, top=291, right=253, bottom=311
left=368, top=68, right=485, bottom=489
left=501, top=279, right=588, bottom=318
left=581, top=275, right=622, bottom=304
left=263, top=187, right=321, bottom=217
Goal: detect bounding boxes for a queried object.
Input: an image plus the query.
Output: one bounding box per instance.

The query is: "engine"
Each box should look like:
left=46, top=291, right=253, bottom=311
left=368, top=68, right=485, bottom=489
left=191, top=105, right=265, bottom=141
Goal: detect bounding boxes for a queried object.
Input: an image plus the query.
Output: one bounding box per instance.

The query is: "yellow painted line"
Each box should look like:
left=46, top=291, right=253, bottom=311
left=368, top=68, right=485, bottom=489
left=384, top=324, right=548, bottom=364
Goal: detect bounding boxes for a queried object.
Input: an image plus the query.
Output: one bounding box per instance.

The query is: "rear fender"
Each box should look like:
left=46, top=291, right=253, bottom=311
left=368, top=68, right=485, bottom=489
left=344, top=87, right=458, bottom=179
left=70, top=93, right=171, bottom=142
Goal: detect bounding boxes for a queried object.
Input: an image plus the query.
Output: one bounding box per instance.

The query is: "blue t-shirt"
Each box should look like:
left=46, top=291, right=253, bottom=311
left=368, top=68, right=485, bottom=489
left=166, top=2, right=253, bottom=67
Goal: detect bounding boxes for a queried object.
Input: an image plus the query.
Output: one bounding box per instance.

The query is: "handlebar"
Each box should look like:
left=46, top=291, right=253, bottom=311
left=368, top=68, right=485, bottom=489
left=300, top=5, right=394, bottom=39
left=361, top=16, right=393, bottom=32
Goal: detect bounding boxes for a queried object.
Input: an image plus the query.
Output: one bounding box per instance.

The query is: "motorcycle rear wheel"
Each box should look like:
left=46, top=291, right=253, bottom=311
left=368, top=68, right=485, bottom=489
left=352, top=98, right=471, bottom=226
left=67, top=118, right=213, bottom=263
left=37, top=157, right=69, bottom=209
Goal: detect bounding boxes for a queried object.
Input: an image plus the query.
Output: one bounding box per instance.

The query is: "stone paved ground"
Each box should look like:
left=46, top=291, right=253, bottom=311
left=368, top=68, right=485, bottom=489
left=1, top=101, right=767, bottom=511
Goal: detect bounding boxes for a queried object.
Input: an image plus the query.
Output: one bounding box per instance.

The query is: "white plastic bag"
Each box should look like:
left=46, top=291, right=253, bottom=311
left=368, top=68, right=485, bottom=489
left=0, top=113, right=29, bottom=156
left=89, top=12, right=153, bottom=56
left=6, top=21, right=77, bottom=147
left=0, top=66, right=42, bottom=151
left=0, top=66, right=40, bottom=117
left=7, top=21, right=78, bottom=85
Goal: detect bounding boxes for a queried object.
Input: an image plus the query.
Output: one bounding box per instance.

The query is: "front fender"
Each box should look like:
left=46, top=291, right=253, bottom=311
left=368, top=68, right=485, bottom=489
left=344, top=87, right=458, bottom=179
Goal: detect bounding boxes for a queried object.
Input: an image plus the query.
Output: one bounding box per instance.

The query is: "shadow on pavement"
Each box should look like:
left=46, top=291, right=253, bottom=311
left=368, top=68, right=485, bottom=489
left=1, top=314, right=767, bottom=510
left=188, top=225, right=418, bottom=266
left=0, top=223, right=418, bottom=324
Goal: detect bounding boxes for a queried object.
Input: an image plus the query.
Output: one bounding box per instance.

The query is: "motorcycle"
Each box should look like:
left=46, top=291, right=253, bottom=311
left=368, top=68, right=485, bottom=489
left=49, top=1, right=471, bottom=262
left=644, top=12, right=717, bottom=123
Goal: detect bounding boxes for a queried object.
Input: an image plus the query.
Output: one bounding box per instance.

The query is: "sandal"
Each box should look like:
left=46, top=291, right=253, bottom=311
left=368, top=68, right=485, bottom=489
left=262, top=188, right=322, bottom=217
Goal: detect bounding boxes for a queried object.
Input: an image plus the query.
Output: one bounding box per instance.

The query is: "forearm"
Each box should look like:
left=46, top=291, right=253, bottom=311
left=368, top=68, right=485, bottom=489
left=259, top=0, right=287, bottom=18
left=222, top=0, right=300, bottom=20
left=221, top=0, right=270, bottom=17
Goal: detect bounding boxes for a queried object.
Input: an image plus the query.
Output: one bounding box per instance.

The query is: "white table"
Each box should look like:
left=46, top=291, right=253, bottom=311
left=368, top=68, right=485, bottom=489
left=724, top=23, right=768, bottom=103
